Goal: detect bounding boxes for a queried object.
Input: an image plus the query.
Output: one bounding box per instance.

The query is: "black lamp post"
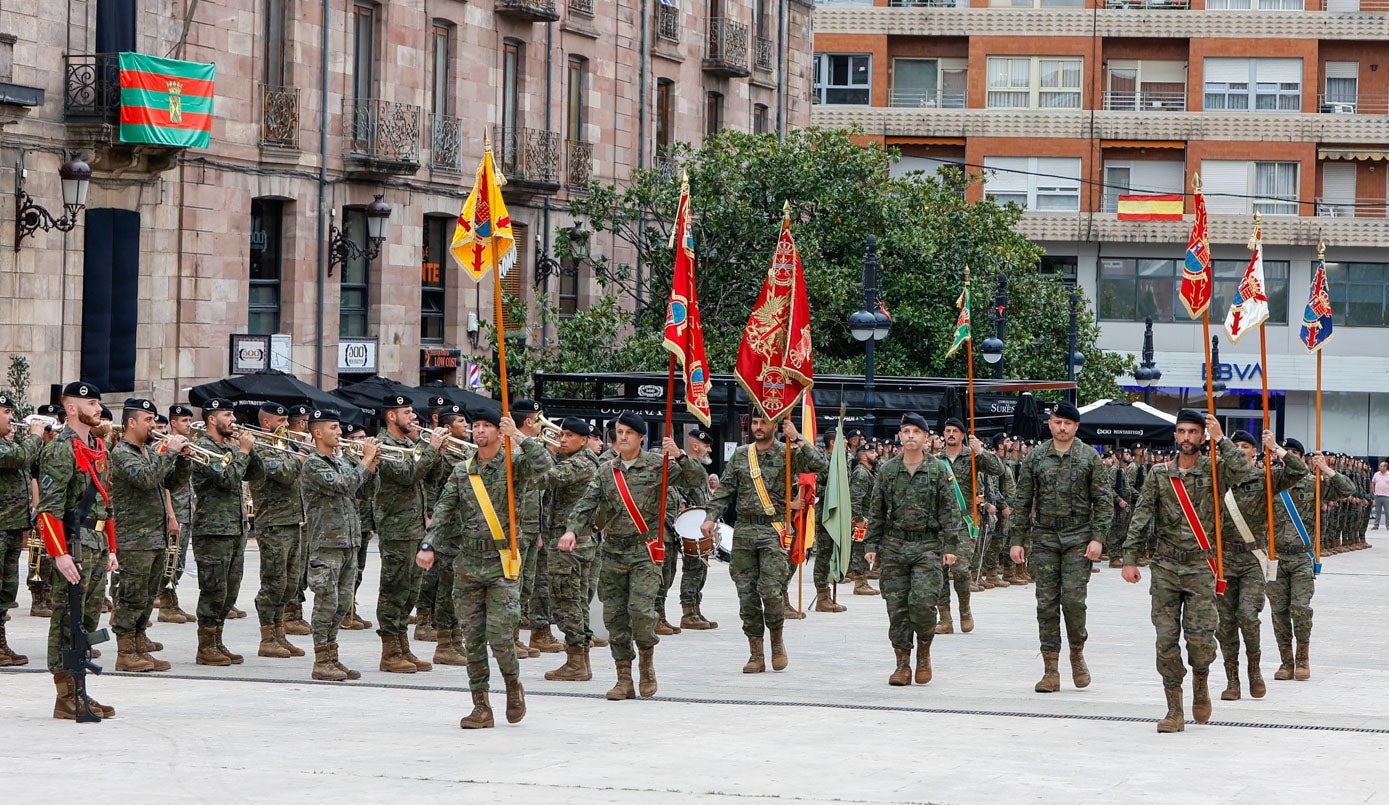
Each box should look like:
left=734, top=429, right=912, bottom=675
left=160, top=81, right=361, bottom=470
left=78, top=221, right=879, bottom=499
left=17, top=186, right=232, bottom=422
left=1066, top=290, right=1087, bottom=405
left=1134, top=315, right=1163, bottom=405
left=1209, top=334, right=1227, bottom=400
left=849, top=236, right=892, bottom=435
left=535, top=220, right=590, bottom=286
left=328, top=193, right=392, bottom=276
left=14, top=154, right=91, bottom=251
left=980, top=274, right=1007, bottom=379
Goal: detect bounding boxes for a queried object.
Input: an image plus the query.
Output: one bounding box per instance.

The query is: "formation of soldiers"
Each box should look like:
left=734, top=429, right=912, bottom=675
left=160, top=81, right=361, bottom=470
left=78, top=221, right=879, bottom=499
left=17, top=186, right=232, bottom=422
left=0, top=383, right=1378, bottom=733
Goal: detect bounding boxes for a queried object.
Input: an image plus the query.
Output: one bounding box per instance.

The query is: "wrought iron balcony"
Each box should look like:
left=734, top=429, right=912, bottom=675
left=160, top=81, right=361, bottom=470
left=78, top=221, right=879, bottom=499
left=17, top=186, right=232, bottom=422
left=656, top=4, right=681, bottom=43
left=568, top=0, right=594, bottom=15
left=704, top=18, right=750, bottom=78
left=64, top=53, right=120, bottom=121
left=495, top=0, right=560, bottom=22
left=260, top=85, right=300, bottom=148
left=567, top=140, right=593, bottom=192
left=430, top=113, right=463, bottom=172
left=754, top=36, right=774, bottom=71
left=343, top=98, right=421, bottom=173
left=495, top=126, right=561, bottom=195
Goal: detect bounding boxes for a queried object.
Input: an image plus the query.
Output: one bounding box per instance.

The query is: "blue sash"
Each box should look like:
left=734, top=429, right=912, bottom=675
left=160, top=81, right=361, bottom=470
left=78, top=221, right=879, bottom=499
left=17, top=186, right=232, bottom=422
left=1278, top=490, right=1321, bottom=574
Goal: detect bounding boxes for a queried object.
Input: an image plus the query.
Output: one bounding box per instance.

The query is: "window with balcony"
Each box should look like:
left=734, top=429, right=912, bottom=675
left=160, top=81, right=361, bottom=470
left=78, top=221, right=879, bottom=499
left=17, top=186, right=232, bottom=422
left=249, top=199, right=284, bottom=335
left=1203, top=58, right=1302, bottom=112
left=1322, top=62, right=1358, bottom=113
left=260, top=0, right=298, bottom=147
left=1098, top=258, right=1289, bottom=323
left=987, top=57, right=1081, bottom=109
left=428, top=22, right=462, bottom=171
left=990, top=0, right=1083, bottom=6
left=1200, top=159, right=1300, bottom=215
left=813, top=54, right=871, bottom=106
left=1208, top=0, right=1303, bottom=8
left=705, top=91, right=724, bottom=138
left=983, top=156, right=1082, bottom=211
left=340, top=207, right=371, bottom=338
left=421, top=215, right=450, bottom=343
left=1102, top=160, right=1185, bottom=212
left=1104, top=60, right=1185, bottom=111
left=263, top=0, right=289, bottom=88
left=351, top=2, right=377, bottom=104
left=567, top=56, right=592, bottom=190
left=501, top=39, right=523, bottom=167
left=1318, top=162, right=1358, bottom=217
left=1324, top=263, right=1389, bottom=327
left=891, top=58, right=967, bottom=108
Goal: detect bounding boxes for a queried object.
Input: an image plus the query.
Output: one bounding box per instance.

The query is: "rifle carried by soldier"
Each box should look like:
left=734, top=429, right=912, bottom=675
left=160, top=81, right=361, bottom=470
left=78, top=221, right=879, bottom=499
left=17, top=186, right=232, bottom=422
left=61, top=575, right=109, bottom=723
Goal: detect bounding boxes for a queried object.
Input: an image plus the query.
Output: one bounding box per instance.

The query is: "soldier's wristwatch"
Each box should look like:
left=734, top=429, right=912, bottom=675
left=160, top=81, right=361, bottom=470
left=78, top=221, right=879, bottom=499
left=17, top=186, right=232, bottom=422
left=419, top=543, right=434, bottom=552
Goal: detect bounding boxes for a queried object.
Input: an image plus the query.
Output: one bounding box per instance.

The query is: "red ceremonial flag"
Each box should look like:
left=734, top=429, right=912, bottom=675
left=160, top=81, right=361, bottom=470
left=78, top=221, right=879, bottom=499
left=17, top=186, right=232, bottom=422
left=1180, top=188, right=1213, bottom=319
left=735, top=203, right=814, bottom=423
left=662, top=174, right=712, bottom=427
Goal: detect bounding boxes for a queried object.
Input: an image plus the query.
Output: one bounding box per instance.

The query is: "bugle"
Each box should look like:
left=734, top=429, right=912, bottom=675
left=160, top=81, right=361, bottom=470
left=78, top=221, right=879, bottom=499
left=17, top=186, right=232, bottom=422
left=150, top=432, right=234, bottom=467
left=534, top=414, right=564, bottom=447
left=420, top=427, right=477, bottom=458
left=23, top=414, right=61, bottom=433
left=26, top=531, right=45, bottom=582
left=233, top=424, right=303, bottom=454
left=342, top=439, right=424, bottom=460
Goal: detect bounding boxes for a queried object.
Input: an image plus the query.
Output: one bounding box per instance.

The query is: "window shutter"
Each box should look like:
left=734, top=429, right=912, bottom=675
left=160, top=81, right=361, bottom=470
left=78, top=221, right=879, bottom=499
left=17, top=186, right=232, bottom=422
left=1254, top=58, right=1302, bottom=84
left=983, top=157, right=1028, bottom=193
left=1142, top=61, right=1187, bottom=84
left=1130, top=161, right=1186, bottom=195
left=1325, top=61, right=1358, bottom=80
left=1321, top=162, right=1356, bottom=204
left=1203, top=58, right=1250, bottom=85
left=1200, top=160, right=1251, bottom=214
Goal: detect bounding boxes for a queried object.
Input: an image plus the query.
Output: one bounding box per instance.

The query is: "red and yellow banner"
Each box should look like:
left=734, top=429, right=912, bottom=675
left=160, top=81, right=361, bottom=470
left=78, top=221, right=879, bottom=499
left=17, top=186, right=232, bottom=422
left=451, top=145, right=517, bottom=282
left=662, top=174, right=712, bottom=427
left=734, top=206, right=813, bottom=423
left=1117, top=193, right=1184, bottom=221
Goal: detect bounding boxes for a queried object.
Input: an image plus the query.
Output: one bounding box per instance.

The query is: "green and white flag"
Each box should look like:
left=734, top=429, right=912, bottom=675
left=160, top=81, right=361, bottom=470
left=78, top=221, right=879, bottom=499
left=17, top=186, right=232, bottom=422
left=118, top=52, right=216, bottom=149
left=945, top=275, right=971, bottom=358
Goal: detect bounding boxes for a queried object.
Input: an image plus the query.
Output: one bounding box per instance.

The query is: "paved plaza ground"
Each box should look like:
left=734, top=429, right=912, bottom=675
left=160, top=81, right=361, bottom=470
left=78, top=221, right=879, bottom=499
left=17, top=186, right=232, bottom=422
left=3, top=534, right=1387, bottom=803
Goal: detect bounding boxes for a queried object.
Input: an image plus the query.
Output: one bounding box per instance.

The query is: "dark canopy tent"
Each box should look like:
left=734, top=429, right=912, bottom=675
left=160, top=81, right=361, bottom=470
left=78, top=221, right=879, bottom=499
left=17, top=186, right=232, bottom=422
left=1077, top=399, right=1176, bottom=446
left=332, top=376, right=435, bottom=422
left=416, top=381, right=502, bottom=420
left=188, top=370, right=365, bottom=427
left=1010, top=392, right=1045, bottom=441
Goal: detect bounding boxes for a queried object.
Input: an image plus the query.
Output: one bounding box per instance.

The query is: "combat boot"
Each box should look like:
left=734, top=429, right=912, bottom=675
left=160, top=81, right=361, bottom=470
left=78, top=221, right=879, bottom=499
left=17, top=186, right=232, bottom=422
left=215, top=627, right=243, bottom=664
left=331, top=643, right=361, bottom=680
left=312, top=643, right=348, bottom=681
left=606, top=659, right=637, bottom=700
left=156, top=590, right=186, bottom=623
left=274, top=623, right=304, bottom=657
left=1011, top=565, right=1031, bottom=586
left=530, top=624, right=565, bottom=652
left=782, top=591, right=805, bottom=620
left=1191, top=670, right=1212, bottom=723
left=1069, top=643, right=1091, bottom=688
left=136, top=631, right=171, bottom=671
left=378, top=634, right=417, bottom=673
left=916, top=639, right=934, bottom=685
left=195, top=627, right=232, bottom=666
left=459, top=690, right=494, bottom=729
left=743, top=637, right=766, bottom=673
left=813, top=587, right=846, bottom=613
left=889, top=648, right=912, bottom=686
left=852, top=575, right=880, bottom=596
left=769, top=626, right=788, bottom=671
left=1220, top=660, right=1241, bottom=701
left=226, top=606, right=246, bottom=619
left=935, top=603, right=954, bottom=634
left=981, top=574, right=997, bottom=590
left=52, top=672, right=78, bottom=720
left=1295, top=642, right=1311, bottom=680
left=1035, top=652, right=1061, bottom=693
left=680, top=603, right=712, bottom=630
left=0, top=622, right=27, bottom=666
left=413, top=608, right=437, bottom=642
left=654, top=606, right=680, bottom=635
left=959, top=603, right=975, bottom=634
left=1108, top=558, right=1123, bottom=569
left=591, top=635, right=609, bottom=648
left=504, top=675, right=526, bottom=723
left=31, top=599, right=54, bottom=618
left=637, top=647, right=658, bottom=697
left=398, top=634, right=433, bottom=671
left=545, top=644, right=590, bottom=681
left=1274, top=644, right=1295, bottom=680
left=514, top=626, right=539, bottom=658
left=258, top=624, right=292, bottom=658
left=115, top=632, right=156, bottom=672
left=283, top=603, right=311, bottom=636
left=1247, top=652, right=1267, bottom=698
left=434, top=629, right=468, bottom=666
left=992, top=571, right=1011, bottom=589
left=349, top=602, right=372, bottom=629
left=1157, top=687, right=1185, bottom=733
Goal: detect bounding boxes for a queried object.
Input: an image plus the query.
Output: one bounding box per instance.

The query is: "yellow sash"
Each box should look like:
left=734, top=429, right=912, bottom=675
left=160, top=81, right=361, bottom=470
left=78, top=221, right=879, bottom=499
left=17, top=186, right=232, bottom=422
left=747, top=445, right=790, bottom=546
left=466, top=458, right=519, bottom=580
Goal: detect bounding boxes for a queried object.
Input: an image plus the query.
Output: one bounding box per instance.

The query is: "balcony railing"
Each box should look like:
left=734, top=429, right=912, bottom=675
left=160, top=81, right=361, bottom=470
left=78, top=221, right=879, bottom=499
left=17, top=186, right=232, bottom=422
left=495, top=0, right=560, bottom=22
left=430, top=113, right=463, bottom=172
left=495, top=126, right=561, bottom=189
left=755, top=36, right=774, bottom=71
left=64, top=53, right=120, bottom=121
left=260, top=85, right=300, bottom=148
left=567, top=140, right=593, bottom=191
left=568, top=0, right=594, bottom=15
left=344, top=98, right=421, bottom=165
left=1316, top=93, right=1389, bottom=115
left=1102, top=90, right=1187, bottom=112
left=656, top=4, right=681, bottom=43
left=887, top=0, right=964, bottom=6
left=704, top=18, right=750, bottom=77
left=1316, top=197, right=1388, bottom=218
left=1105, top=0, right=1189, bottom=8
left=889, top=88, right=967, bottom=108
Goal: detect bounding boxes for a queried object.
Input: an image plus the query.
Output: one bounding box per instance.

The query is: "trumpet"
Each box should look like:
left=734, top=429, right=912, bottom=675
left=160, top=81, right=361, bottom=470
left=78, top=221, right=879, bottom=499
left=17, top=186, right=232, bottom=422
left=342, top=439, right=425, bottom=460
left=150, top=432, right=234, bottom=467
left=161, top=531, right=180, bottom=590
left=23, top=414, right=61, bottom=433
left=420, top=427, right=477, bottom=458
left=26, top=531, right=45, bottom=583
left=535, top=414, right=564, bottom=447
left=233, top=424, right=304, bottom=454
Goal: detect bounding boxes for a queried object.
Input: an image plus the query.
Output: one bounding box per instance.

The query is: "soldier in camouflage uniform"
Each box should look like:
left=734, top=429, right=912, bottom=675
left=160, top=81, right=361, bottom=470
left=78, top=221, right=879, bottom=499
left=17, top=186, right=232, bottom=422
left=25, top=404, right=64, bottom=617
left=300, top=408, right=377, bottom=681
left=190, top=398, right=259, bottom=666
left=282, top=403, right=313, bottom=631
left=247, top=402, right=308, bottom=660
left=809, top=429, right=850, bottom=614
left=509, top=400, right=562, bottom=655
left=374, top=394, right=446, bottom=673
left=0, top=393, right=41, bottom=665
left=659, top=428, right=718, bottom=630
left=538, top=417, right=600, bottom=681
left=347, top=432, right=378, bottom=630
left=108, top=399, right=190, bottom=673
left=1123, top=410, right=1259, bottom=733
left=703, top=412, right=824, bottom=674
left=863, top=413, right=964, bottom=686
left=35, top=382, right=119, bottom=720
left=935, top=417, right=1004, bottom=634
left=419, top=405, right=470, bottom=666
left=978, top=436, right=1018, bottom=589
left=1267, top=439, right=1354, bottom=682
left=155, top=404, right=197, bottom=623
left=1216, top=429, right=1304, bottom=701
left=423, top=409, right=550, bottom=728
left=843, top=446, right=878, bottom=595
left=1009, top=401, right=1113, bottom=693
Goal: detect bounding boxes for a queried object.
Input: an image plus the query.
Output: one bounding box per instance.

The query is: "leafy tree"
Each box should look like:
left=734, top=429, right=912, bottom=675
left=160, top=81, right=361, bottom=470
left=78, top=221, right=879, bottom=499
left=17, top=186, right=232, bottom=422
left=1, top=355, right=33, bottom=417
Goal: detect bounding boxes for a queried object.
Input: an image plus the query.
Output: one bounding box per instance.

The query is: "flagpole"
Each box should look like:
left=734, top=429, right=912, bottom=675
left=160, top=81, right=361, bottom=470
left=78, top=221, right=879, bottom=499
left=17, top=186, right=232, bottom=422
left=1252, top=214, right=1276, bottom=565
left=1203, top=310, right=1225, bottom=593
left=1314, top=240, right=1325, bottom=572
left=964, top=268, right=979, bottom=543
left=485, top=134, right=519, bottom=564
left=657, top=352, right=675, bottom=563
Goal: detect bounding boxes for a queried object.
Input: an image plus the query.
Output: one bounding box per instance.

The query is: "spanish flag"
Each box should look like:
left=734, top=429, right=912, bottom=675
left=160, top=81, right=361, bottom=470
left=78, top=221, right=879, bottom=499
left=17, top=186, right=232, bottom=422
left=1116, top=194, right=1184, bottom=221
left=451, top=142, right=517, bottom=282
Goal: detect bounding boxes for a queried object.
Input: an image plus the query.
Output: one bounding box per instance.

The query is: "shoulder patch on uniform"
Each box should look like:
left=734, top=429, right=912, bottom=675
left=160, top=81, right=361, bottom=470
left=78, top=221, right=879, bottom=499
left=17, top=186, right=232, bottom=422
left=39, top=475, right=53, bottom=490
left=320, top=471, right=337, bottom=482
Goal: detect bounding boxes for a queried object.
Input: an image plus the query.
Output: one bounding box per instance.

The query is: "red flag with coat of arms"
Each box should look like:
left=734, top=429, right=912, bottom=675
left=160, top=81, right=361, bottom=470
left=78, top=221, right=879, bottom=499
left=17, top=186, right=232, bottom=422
left=662, top=174, right=713, bottom=427
left=734, top=203, right=814, bottom=424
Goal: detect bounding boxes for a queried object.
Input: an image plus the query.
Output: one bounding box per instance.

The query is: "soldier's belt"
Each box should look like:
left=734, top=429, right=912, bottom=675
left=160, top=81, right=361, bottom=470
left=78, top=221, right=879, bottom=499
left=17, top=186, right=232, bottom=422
left=79, top=516, right=106, bottom=531
left=600, top=535, right=646, bottom=550
left=461, top=537, right=499, bottom=552
left=1156, top=546, right=1213, bottom=563
left=738, top=512, right=778, bottom=526
left=889, top=529, right=935, bottom=542
left=1034, top=513, right=1090, bottom=531
left=1222, top=539, right=1256, bottom=554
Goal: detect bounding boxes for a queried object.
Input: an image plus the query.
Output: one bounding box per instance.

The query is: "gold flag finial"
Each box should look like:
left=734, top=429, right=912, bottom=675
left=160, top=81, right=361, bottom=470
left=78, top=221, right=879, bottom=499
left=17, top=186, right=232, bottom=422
left=1248, top=212, right=1262, bottom=252
left=483, top=130, right=492, bottom=152
left=1317, top=238, right=1326, bottom=259
left=1192, top=172, right=1203, bottom=192
left=782, top=200, right=791, bottom=224
left=964, top=265, right=971, bottom=285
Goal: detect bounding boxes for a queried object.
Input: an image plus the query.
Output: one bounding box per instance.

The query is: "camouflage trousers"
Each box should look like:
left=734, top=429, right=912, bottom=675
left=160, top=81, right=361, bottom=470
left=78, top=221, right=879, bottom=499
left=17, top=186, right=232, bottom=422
left=193, top=534, right=245, bottom=628
left=812, top=524, right=866, bottom=588
left=352, top=532, right=372, bottom=596
left=939, top=534, right=975, bottom=612
left=729, top=524, right=790, bottom=638
left=1149, top=560, right=1218, bottom=690
left=1215, top=550, right=1265, bottom=659
left=452, top=550, right=521, bottom=693
left=110, top=548, right=162, bottom=636
left=171, top=519, right=192, bottom=586
left=979, top=519, right=1011, bottom=574
left=376, top=538, right=423, bottom=637
left=1266, top=548, right=1315, bottom=647
left=878, top=539, right=945, bottom=650
left=255, top=524, right=303, bottom=627
left=589, top=548, right=602, bottom=606
left=598, top=540, right=662, bottom=662
left=659, top=534, right=709, bottom=607
left=308, top=546, right=357, bottom=646
left=0, top=529, right=22, bottom=610
left=430, top=551, right=459, bottom=631
left=549, top=541, right=595, bottom=647
left=1107, top=506, right=1133, bottom=559
left=46, top=533, right=108, bottom=672
left=520, top=532, right=551, bottom=629
left=1027, top=529, right=1094, bottom=653
left=416, top=552, right=441, bottom=611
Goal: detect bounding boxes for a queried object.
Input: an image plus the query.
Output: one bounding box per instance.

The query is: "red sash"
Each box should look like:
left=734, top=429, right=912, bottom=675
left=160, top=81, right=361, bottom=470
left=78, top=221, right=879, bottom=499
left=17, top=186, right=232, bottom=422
left=789, top=473, right=817, bottom=564
left=1167, top=468, right=1222, bottom=588
left=613, top=465, right=663, bottom=565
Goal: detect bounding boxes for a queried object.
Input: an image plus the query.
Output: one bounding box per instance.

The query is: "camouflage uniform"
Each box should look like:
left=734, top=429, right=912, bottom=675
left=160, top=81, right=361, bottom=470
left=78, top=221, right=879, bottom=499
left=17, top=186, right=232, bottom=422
left=428, top=438, right=552, bottom=692
left=1010, top=439, right=1113, bottom=653
left=979, top=459, right=1017, bottom=579
left=191, top=435, right=259, bottom=628
left=422, top=448, right=465, bottom=631
left=167, top=455, right=195, bottom=586
left=517, top=454, right=551, bottom=631
left=108, top=438, right=189, bottom=635
left=571, top=450, right=706, bottom=661
left=706, top=441, right=826, bottom=638
left=373, top=430, right=442, bottom=637
left=1124, top=439, right=1258, bottom=691
left=936, top=447, right=1004, bottom=619
left=352, top=452, right=379, bottom=600
left=1266, top=463, right=1354, bottom=653
left=0, top=433, right=40, bottom=615
left=248, top=444, right=305, bottom=628
left=848, top=462, right=875, bottom=577
left=538, top=446, right=600, bottom=646
left=301, top=449, right=373, bottom=646
left=864, top=453, right=965, bottom=650
left=673, top=481, right=713, bottom=606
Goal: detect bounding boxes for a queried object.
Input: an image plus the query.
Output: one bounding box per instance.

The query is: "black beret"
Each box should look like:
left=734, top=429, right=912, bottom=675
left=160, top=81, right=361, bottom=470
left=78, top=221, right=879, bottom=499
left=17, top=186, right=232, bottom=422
left=202, top=398, right=234, bottom=413
left=991, top=433, right=1007, bottom=447
left=289, top=404, right=311, bottom=418
left=1283, top=438, right=1306, bottom=454
left=36, top=404, right=63, bottom=420
left=169, top=404, right=193, bottom=418
left=155, top=414, right=169, bottom=425
left=1230, top=430, right=1257, bottom=446
left=383, top=394, right=412, bottom=410
left=943, top=417, right=966, bottom=432
left=1052, top=401, right=1081, bottom=423
left=439, top=404, right=466, bottom=420
left=309, top=408, right=340, bottom=424
left=0, top=393, right=11, bottom=409
left=123, top=398, right=157, bottom=413
left=62, top=381, right=101, bottom=399
left=690, top=428, right=713, bottom=445
left=615, top=410, right=647, bottom=436
left=560, top=416, right=592, bottom=436
left=260, top=401, right=288, bottom=417
left=99, top=405, right=113, bottom=420
left=855, top=445, right=871, bottom=454
left=510, top=398, right=543, bottom=416
left=428, top=395, right=449, bottom=409
left=1175, top=409, right=1206, bottom=427
left=849, top=429, right=864, bottom=438
left=901, top=412, right=930, bottom=431
left=473, top=408, right=501, bottom=427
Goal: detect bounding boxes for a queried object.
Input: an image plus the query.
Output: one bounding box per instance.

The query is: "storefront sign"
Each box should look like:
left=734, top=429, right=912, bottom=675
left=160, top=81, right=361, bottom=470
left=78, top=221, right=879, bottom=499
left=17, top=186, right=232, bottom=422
left=422, top=348, right=461, bottom=370
left=338, top=337, right=379, bottom=374
left=229, top=334, right=271, bottom=374
left=1202, top=361, right=1264, bottom=382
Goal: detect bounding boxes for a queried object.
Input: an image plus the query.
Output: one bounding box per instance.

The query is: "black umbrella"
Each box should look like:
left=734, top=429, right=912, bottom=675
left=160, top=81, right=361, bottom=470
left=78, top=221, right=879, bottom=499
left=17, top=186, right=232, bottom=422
left=188, top=370, right=364, bottom=426
left=1076, top=399, right=1175, bottom=446
left=332, top=375, right=434, bottom=421
left=415, top=381, right=502, bottom=421
left=1010, top=392, right=1044, bottom=441
left=935, top=386, right=965, bottom=433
